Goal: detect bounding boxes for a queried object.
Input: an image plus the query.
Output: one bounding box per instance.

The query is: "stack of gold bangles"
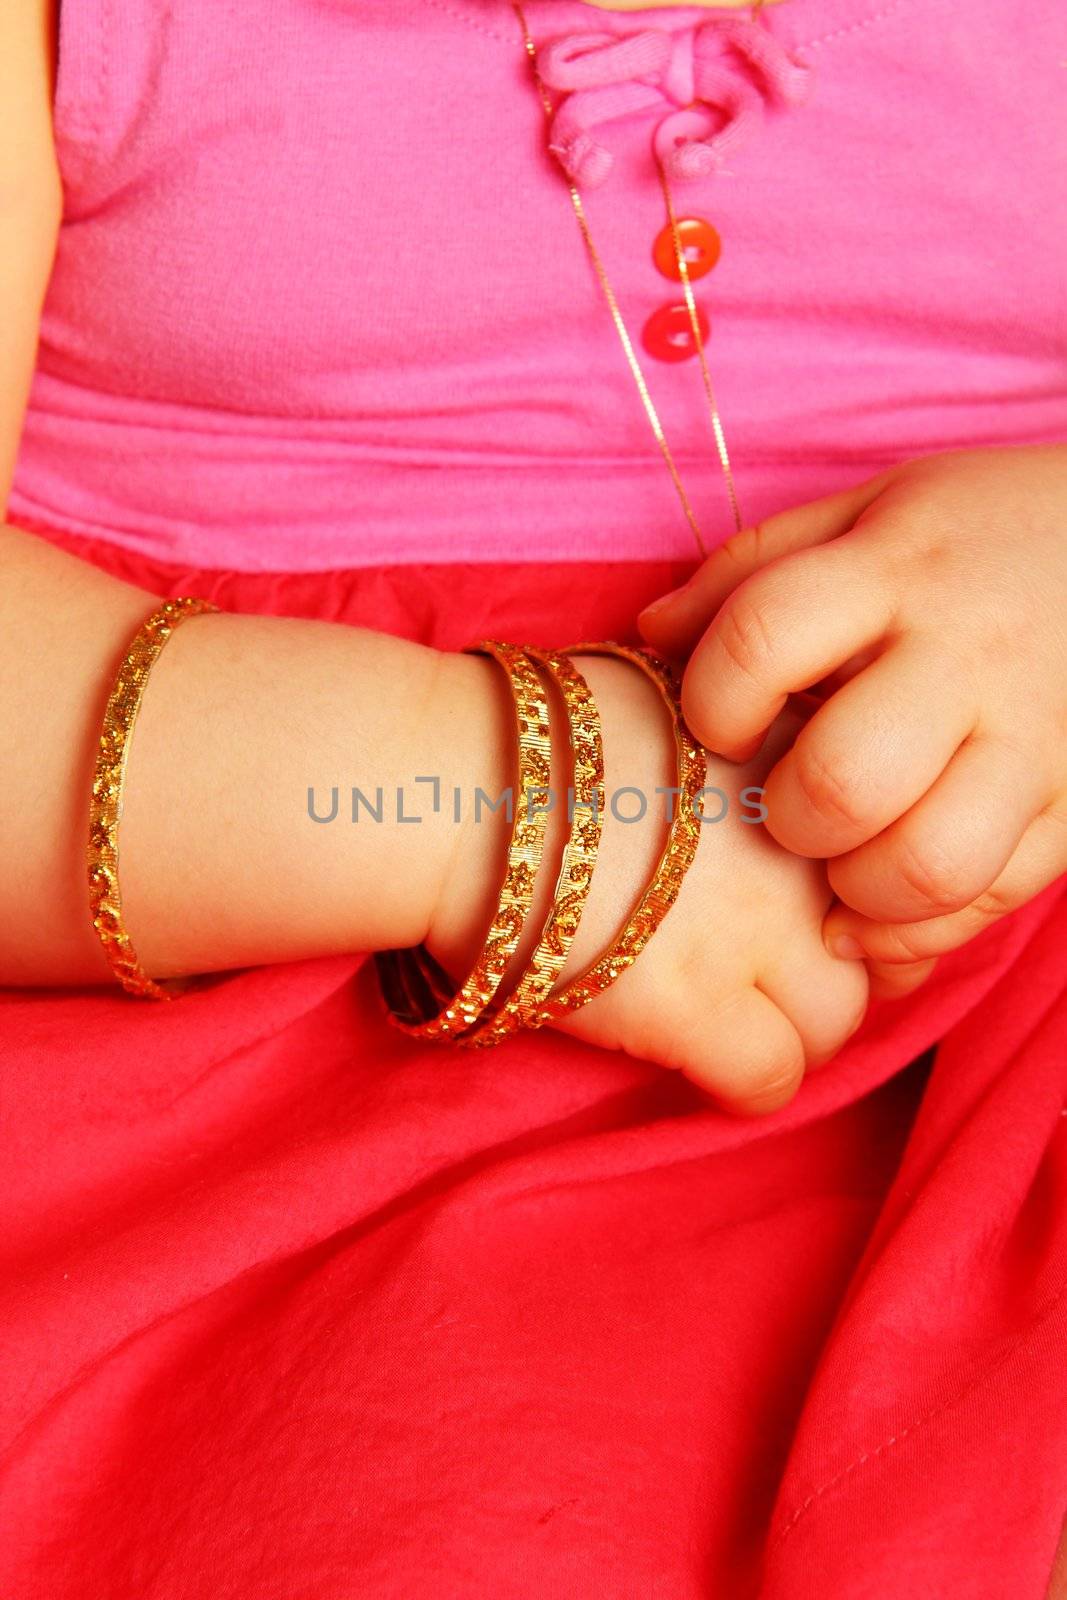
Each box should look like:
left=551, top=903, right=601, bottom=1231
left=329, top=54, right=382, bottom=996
left=374, top=638, right=707, bottom=1046
left=86, top=604, right=707, bottom=1030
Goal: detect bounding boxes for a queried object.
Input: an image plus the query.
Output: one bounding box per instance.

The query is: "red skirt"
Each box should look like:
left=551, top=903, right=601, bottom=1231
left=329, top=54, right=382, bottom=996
left=2, top=527, right=1066, bottom=1598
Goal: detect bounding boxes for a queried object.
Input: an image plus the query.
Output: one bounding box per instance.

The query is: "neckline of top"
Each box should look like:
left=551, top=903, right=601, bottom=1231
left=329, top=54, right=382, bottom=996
left=423, top=0, right=921, bottom=56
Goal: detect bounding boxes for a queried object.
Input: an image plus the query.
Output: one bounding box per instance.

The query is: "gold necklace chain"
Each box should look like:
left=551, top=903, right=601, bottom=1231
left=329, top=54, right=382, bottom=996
left=513, top=1, right=747, bottom=560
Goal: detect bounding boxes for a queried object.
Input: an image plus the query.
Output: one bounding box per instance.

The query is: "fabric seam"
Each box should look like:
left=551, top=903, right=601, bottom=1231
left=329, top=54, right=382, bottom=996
left=422, top=0, right=922, bottom=54
left=422, top=0, right=515, bottom=44
left=99, top=0, right=111, bottom=141
left=775, top=1265, right=1067, bottom=1545
left=795, top=0, right=919, bottom=53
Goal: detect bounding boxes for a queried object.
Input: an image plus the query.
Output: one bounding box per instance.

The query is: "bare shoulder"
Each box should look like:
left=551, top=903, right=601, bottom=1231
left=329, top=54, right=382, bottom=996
left=0, top=0, right=60, bottom=192
left=0, top=0, right=62, bottom=511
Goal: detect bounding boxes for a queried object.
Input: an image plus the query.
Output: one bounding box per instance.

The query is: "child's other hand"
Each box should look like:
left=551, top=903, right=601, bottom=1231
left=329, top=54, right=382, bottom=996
left=552, top=663, right=868, bottom=1112
left=638, top=446, right=1067, bottom=990
left=430, top=655, right=868, bottom=1115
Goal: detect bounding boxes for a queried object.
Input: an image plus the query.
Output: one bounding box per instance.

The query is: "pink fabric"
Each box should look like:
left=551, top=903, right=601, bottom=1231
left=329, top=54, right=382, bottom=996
left=2, top=531, right=1066, bottom=1597
left=6, top=8, right=1067, bottom=1588
left=8, top=0, right=1067, bottom=571
left=541, top=15, right=813, bottom=187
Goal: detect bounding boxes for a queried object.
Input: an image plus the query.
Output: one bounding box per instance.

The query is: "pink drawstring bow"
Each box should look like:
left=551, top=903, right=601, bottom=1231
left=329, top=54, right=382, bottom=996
left=537, top=16, right=813, bottom=188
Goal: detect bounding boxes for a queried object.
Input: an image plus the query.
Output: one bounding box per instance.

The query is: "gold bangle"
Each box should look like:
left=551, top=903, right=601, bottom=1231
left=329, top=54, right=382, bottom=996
left=374, top=638, right=553, bottom=1039
left=527, top=643, right=706, bottom=1028
left=87, top=596, right=220, bottom=999
left=457, top=647, right=605, bottom=1047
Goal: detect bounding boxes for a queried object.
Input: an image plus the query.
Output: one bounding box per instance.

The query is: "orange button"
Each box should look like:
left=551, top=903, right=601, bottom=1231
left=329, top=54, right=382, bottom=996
left=641, top=301, right=711, bottom=363
left=652, top=216, right=721, bottom=283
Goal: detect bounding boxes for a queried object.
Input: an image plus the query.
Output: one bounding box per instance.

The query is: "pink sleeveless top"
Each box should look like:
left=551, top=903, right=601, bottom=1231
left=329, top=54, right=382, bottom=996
left=9, top=0, right=1067, bottom=571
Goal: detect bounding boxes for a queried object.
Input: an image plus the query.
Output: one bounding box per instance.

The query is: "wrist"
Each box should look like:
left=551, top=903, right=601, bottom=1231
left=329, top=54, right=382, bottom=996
left=422, top=649, right=519, bottom=978
left=423, top=647, right=674, bottom=1001
left=121, top=619, right=518, bottom=980
left=550, top=653, right=672, bottom=991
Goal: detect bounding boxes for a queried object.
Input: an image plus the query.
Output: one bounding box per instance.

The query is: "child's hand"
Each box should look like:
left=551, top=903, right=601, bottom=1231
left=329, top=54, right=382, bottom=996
left=430, top=654, right=868, bottom=1115
left=638, top=445, right=1067, bottom=990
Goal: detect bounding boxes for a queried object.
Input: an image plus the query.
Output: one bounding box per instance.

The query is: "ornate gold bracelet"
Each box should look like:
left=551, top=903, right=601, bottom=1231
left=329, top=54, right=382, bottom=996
left=527, top=643, right=706, bottom=1028
left=374, top=638, right=553, bottom=1039
left=87, top=596, right=220, bottom=999
left=457, top=647, right=605, bottom=1047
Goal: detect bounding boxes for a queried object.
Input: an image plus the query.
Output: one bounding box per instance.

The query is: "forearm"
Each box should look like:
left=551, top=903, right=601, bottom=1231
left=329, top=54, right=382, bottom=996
left=0, top=523, right=511, bottom=987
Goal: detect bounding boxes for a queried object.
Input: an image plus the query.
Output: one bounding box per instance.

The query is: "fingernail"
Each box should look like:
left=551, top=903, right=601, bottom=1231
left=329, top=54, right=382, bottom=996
left=638, top=585, right=687, bottom=623
left=830, top=934, right=865, bottom=960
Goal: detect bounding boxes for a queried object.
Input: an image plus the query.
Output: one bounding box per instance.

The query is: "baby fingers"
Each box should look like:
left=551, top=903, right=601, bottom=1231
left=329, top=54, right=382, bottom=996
left=638, top=473, right=892, bottom=660
left=827, top=731, right=1053, bottom=924
left=824, top=802, right=1067, bottom=966
left=762, top=635, right=976, bottom=857
left=758, top=943, right=870, bottom=1066
left=676, top=539, right=895, bottom=763
left=664, top=986, right=808, bottom=1116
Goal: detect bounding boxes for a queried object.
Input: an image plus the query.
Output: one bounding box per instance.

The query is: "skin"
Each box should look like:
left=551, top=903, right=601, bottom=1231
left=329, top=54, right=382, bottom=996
left=640, top=447, right=1067, bottom=996
left=5, top=0, right=1067, bottom=1584
left=1, top=521, right=868, bottom=1115
left=0, top=0, right=866, bottom=1115
left=434, top=654, right=869, bottom=1111
left=584, top=0, right=1067, bottom=997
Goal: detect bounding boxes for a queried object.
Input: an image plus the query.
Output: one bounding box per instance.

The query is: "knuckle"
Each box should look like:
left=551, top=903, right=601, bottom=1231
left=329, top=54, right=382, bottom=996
left=867, top=958, right=938, bottom=999
left=874, top=921, right=936, bottom=962
left=668, top=989, right=806, bottom=1113
left=720, top=518, right=774, bottom=575
left=969, top=879, right=1016, bottom=923
left=714, top=591, right=777, bottom=687
left=790, top=740, right=873, bottom=833
left=747, top=519, right=777, bottom=567
left=717, top=528, right=754, bottom=575
left=737, top=1052, right=806, bottom=1114
left=894, top=836, right=969, bottom=913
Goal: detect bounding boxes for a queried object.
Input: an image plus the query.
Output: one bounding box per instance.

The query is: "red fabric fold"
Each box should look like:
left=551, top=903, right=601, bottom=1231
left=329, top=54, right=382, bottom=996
left=1, top=527, right=1064, bottom=1598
